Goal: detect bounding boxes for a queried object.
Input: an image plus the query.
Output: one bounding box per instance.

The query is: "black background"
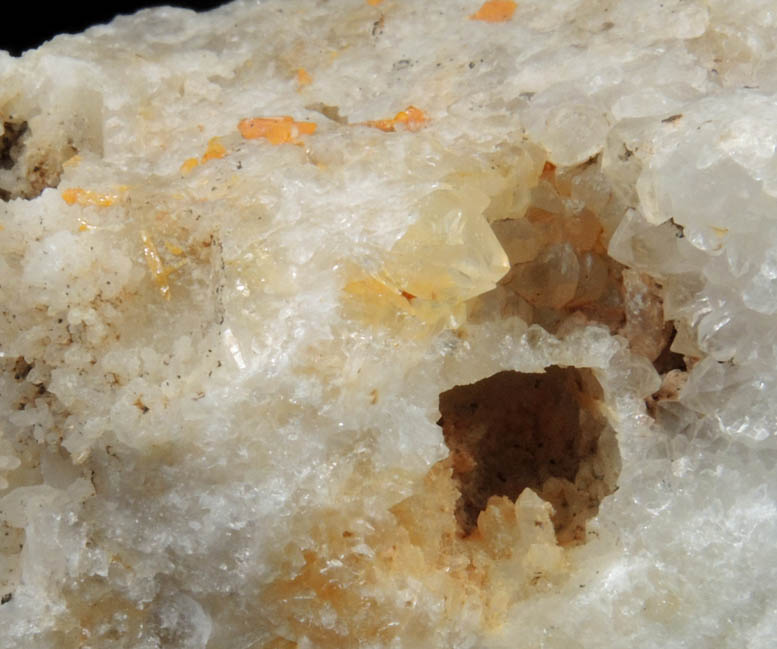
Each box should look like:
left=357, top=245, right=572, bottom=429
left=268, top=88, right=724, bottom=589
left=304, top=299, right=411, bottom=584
left=3, top=2, right=229, bottom=56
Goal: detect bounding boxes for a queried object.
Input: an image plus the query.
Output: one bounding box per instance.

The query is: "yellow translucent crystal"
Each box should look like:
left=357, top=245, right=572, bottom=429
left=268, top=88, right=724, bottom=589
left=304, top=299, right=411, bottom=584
left=382, top=189, right=509, bottom=301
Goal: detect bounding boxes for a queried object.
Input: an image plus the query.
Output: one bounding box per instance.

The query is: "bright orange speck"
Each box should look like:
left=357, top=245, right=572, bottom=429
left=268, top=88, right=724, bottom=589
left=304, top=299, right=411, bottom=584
left=296, top=68, right=313, bottom=87
left=61, top=188, right=117, bottom=207
left=201, top=137, right=227, bottom=163
left=238, top=116, right=317, bottom=145
left=367, top=0, right=383, bottom=5
left=62, top=188, right=81, bottom=205
left=470, top=0, right=517, bottom=22
left=394, top=106, right=427, bottom=131
left=364, top=106, right=428, bottom=132
left=180, top=157, right=200, bottom=174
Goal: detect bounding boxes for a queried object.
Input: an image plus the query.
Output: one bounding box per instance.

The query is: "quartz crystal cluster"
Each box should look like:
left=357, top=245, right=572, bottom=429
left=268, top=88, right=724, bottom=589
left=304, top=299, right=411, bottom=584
left=1, top=1, right=777, bottom=648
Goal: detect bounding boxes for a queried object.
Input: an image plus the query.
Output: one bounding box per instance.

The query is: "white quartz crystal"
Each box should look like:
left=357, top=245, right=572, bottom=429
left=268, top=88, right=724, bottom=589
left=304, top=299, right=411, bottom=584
left=1, top=1, right=777, bottom=647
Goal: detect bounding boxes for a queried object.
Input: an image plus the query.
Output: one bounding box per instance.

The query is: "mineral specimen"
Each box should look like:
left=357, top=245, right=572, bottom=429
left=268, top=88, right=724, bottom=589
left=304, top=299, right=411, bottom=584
left=1, top=1, right=777, bottom=648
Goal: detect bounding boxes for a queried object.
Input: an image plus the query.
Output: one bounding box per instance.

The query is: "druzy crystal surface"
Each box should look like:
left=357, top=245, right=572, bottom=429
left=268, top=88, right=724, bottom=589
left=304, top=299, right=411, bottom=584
left=1, top=1, right=777, bottom=648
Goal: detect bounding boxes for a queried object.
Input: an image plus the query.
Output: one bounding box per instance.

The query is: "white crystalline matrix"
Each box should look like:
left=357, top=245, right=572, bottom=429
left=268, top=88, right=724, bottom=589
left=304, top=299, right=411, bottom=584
left=1, top=1, right=777, bottom=648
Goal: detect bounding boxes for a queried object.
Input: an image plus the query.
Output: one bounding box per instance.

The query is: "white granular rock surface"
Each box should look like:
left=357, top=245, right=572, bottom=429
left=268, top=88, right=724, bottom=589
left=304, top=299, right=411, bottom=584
left=2, top=1, right=777, bottom=648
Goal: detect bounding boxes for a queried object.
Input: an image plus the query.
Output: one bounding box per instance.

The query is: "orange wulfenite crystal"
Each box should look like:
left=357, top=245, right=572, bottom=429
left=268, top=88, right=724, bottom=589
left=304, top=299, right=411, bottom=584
left=367, top=0, right=383, bottom=6
left=180, top=136, right=228, bottom=174
left=61, top=188, right=120, bottom=207
left=201, top=136, right=227, bottom=162
left=470, top=0, right=517, bottom=22
left=238, top=116, right=317, bottom=144
left=364, top=106, right=427, bottom=132
left=179, top=157, right=199, bottom=174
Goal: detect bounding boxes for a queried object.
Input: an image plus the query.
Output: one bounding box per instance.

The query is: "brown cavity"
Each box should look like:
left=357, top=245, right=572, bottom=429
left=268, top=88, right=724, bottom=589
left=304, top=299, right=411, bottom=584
left=0, top=117, right=76, bottom=201
left=439, top=366, right=614, bottom=542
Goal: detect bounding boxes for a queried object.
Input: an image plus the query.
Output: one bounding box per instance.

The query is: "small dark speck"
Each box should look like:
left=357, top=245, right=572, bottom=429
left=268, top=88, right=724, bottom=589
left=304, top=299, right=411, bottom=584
left=237, top=161, right=242, bottom=170
left=662, top=114, right=683, bottom=123
left=392, top=59, right=411, bottom=71
left=1, top=593, right=11, bottom=605
left=468, top=61, right=475, bottom=69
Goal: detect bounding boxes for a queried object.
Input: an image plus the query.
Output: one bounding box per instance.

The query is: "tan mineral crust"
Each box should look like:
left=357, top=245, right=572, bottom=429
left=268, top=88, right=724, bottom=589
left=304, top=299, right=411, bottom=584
left=1, top=1, right=777, bottom=647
